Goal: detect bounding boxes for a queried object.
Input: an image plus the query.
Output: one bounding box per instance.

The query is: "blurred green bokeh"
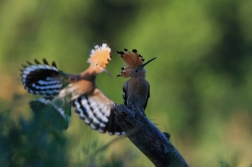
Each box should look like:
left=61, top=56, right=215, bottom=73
left=1, top=0, right=252, bottom=166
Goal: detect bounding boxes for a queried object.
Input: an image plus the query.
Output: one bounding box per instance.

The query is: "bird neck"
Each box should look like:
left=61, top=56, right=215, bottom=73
left=130, top=70, right=146, bottom=79
left=80, top=67, right=97, bottom=81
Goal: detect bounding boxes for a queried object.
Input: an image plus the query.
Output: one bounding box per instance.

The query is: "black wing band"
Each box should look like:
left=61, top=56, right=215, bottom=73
left=73, top=95, right=124, bottom=135
left=21, top=58, right=62, bottom=97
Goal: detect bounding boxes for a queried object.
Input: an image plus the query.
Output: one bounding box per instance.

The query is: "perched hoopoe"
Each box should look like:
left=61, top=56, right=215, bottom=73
left=117, top=49, right=156, bottom=111
left=20, top=42, right=123, bottom=135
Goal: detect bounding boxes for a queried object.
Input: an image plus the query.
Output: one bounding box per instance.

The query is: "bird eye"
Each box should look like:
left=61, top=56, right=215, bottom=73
left=135, top=69, right=138, bottom=73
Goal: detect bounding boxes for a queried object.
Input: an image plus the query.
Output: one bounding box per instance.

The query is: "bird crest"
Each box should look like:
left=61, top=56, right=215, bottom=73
left=87, top=43, right=112, bottom=69
left=117, top=49, right=145, bottom=78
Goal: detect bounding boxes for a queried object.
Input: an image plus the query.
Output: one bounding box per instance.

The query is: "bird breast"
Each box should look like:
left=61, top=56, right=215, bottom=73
left=127, top=78, right=149, bottom=106
left=59, top=79, right=96, bottom=100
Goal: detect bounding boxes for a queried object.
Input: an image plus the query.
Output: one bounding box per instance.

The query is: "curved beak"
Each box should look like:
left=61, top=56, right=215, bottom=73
left=103, top=68, right=112, bottom=78
left=140, top=57, right=157, bottom=68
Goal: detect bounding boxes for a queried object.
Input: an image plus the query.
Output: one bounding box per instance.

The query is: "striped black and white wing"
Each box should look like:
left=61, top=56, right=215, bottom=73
left=20, top=58, right=64, bottom=98
left=21, top=58, right=72, bottom=128
left=73, top=88, right=124, bottom=135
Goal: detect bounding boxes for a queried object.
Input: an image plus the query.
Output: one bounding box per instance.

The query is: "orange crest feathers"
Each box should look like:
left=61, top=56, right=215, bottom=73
left=117, top=49, right=145, bottom=77
left=87, top=43, right=111, bottom=68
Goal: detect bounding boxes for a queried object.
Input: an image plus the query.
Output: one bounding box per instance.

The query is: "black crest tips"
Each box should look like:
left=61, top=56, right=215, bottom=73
left=132, top=49, right=137, bottom=53
left=117, top=51, right=124, bottom=55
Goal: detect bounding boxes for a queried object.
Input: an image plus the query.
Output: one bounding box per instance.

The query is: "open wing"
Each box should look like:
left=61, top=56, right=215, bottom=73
left=21, top=58, right=72, bottom=129
left=73, top=88, right=124, bottom=135
left=20, top=58, right=67, bottom=98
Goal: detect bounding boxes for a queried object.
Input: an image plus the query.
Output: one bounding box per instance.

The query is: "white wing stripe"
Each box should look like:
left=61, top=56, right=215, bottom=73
left=78, top=108, right=86, bottom=119
left=32, top=83, right=61, bottom=90
left=89, top=100, right=108, bottom=123
left=115, top=132, right=121, bottom=136
left=94, top=102, right=110, bottom=118
left=74, top=99, right=88, bottom=120
left=92, top=117, right=100, bottom=124
left=99, top=122, right=106, bottom=127
left=37, top=64, right=45, bottom=69
left=102, top=106, right=111, bottom=117
left=45, top=77, right=58, bottom=81
left=22, top=65, right=58, bottom=75
left=27, top=89, right=60, bottom=94
left=37, top=98, right=51, bottom=104
left=81, top=96, right=94, bottom=119
left=84, top=119, right=91, bottom=124
left=91, top=123, right=97, bottom=129
left=23, top=70, right=32, bottom=74
left=38, top=80, right=61, bottom=85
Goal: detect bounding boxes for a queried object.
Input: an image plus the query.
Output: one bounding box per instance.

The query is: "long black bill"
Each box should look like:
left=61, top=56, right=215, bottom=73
left=103, top=68, right=113, bottom=78
left=140, top=57, right=157, bottom=68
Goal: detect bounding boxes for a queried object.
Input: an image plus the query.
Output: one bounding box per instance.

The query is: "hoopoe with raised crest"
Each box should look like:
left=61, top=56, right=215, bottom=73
left=117, top=49, right=156, bottom=112
left=20, top=42, right=123, bottom=135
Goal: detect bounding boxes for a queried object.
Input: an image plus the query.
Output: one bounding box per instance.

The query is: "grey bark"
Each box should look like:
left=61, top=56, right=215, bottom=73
left=114, top=104, right=190, bottom=167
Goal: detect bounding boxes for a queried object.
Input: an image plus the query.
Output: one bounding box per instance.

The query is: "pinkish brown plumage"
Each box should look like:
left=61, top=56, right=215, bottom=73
left=21, top=42, right=123, bottom=135
left=117, top=49, right=156, bottom=111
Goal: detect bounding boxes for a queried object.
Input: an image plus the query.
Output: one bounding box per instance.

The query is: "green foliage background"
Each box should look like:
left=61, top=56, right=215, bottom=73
left=1, top=0, right=252, bottom=166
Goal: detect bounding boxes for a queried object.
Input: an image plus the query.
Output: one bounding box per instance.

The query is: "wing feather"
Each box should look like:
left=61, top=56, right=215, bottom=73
left=72, top=88, right=124, bottom=135
left=21, top=59, right=63, bottom=97
left=122, top=81, right=128, bottom=105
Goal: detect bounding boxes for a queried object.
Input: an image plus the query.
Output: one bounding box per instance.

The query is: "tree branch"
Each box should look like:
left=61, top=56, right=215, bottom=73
left=114, top=104, right=189, bottom=167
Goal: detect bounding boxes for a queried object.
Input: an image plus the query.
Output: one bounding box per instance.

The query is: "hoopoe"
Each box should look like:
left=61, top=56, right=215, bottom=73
left=20, top=42, right=123, bottom=135
left=117, top=49, right=156, bottom=112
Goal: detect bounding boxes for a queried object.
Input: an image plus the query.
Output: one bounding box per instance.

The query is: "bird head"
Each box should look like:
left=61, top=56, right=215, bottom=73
left=87, top=42, right=112, bottom=76
left=117, top=49, right=156, bottom=78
